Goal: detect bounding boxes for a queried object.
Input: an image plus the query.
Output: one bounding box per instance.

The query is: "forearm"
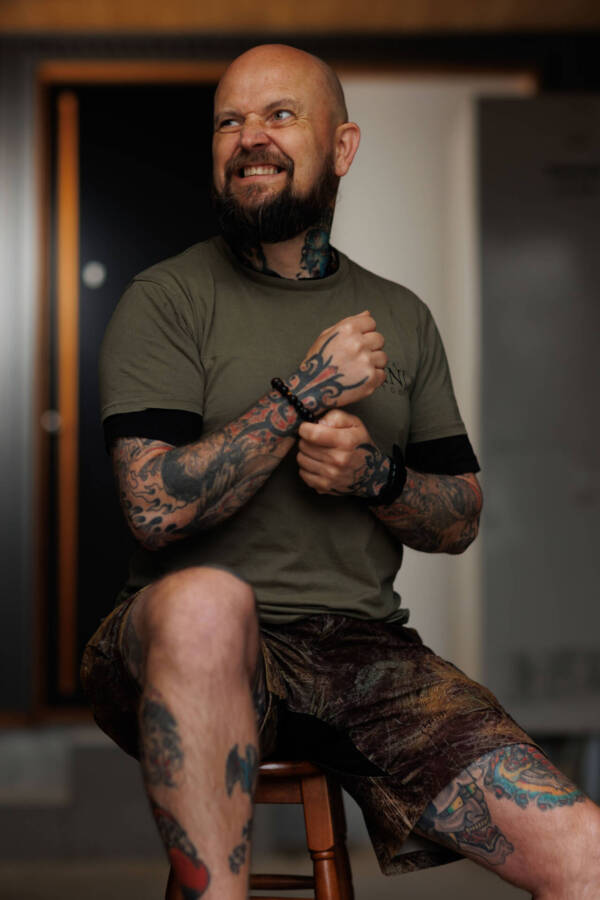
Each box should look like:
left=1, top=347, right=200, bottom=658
left=372, top=470, right=483, bottom=554
left=114, top=389, right=299, bottom=550
left=114, top=312, right=386, bottom=550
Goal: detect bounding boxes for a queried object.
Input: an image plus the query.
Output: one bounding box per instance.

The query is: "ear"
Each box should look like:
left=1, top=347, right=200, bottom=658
left=333, top=121, right=361, bottom=177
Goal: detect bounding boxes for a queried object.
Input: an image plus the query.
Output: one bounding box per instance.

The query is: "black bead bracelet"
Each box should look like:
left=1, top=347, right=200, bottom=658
left=271, top=377, right=318, bottom=423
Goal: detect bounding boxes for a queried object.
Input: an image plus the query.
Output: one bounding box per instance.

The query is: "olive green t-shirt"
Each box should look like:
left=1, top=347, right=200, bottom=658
left=100, top=236, right=466, bottom=624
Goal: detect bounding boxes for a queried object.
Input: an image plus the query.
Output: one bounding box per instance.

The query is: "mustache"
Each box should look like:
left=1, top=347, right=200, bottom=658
left=224, top=150, right=294, bottom=181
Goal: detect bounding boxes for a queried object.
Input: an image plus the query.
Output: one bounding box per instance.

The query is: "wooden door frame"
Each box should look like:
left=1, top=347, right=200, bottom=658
left=32, top=57, right=537, bottom=721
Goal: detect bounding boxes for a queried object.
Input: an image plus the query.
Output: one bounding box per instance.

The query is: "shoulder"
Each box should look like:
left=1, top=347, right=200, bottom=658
left=131, top=236, right=223, bottom=295
left=113, top=237, right=229, bottom=330
left=340, top=252, right=433, bottom=328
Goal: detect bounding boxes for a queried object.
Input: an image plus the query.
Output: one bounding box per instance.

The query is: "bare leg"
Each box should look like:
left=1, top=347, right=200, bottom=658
left=416, top=743, right=600, bottom=898
left=122, top=566, right=260, bottom=900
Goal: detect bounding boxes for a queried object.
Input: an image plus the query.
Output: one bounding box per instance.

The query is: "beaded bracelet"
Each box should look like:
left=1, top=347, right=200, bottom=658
left=365, top=444, right=407, bottom=506
left=271, top=377, right=318, bottom=423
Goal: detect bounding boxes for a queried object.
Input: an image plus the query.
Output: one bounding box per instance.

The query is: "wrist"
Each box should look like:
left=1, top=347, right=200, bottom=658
left=276, top=373, right=324, bottom=419
left=365, top=444, right=407, bottom=506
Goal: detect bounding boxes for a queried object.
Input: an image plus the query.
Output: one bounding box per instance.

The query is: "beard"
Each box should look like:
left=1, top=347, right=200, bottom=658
left=213, top=149, right=339, bottom=246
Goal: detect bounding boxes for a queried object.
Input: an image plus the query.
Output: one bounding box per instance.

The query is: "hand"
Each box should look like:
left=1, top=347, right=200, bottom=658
left=287, top=311, right=387, bottom=415
left=297, top=409, right=390, bottom=498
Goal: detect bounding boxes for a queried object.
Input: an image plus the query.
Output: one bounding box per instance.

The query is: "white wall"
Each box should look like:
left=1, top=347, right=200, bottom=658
left=332, top=74, right=533, bottom=678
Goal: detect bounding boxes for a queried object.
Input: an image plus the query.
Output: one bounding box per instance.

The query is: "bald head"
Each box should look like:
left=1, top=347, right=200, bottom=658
left=215, top=44, right=348, bottom=127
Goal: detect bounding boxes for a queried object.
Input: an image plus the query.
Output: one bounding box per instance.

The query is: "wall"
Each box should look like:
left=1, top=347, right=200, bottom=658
left=332, top=73, right=532, bottom=676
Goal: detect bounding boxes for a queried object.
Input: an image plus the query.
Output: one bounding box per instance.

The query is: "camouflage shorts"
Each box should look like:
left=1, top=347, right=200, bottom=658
left=80, top=594, right=535, bottom=875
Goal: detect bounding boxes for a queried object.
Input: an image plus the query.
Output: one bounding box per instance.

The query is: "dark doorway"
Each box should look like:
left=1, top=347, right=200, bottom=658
left=45, top=81, right=219, bottom=707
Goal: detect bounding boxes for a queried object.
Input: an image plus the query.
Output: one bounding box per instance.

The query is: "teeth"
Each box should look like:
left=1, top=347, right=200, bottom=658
left=243, top=166, right=279, bottom=177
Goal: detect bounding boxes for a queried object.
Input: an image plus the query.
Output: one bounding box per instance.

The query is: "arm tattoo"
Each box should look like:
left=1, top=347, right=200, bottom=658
left=151, top=800, right=210, bottom=898
left=327, top=442, right=391, bottom=500
left=113, top=337, right=365, bottom=549
left=122, top=607, right=145, bottom=688
left=139, top=686, right=184, bottom=788
left=373, top=470, right=483, bottom=554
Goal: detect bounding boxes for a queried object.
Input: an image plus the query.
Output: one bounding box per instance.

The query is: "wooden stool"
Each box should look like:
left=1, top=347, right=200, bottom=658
left=165, top=760, right=355, bottom=900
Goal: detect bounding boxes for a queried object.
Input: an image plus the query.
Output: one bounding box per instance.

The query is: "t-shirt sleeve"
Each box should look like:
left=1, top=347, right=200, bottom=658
left=408, top=302, right=465, bottom=443
left=99, top=276, right=205, bottom=423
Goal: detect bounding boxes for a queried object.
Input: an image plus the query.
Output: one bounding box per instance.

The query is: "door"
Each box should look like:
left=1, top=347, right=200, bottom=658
left=44, top=76, right=220, bottom=707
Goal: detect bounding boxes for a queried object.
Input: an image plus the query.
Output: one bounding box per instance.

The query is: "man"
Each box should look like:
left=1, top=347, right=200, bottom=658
left=82, top=44, right=600, bottom=899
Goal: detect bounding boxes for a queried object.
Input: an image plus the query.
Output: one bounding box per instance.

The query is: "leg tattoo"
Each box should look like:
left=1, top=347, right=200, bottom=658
left=139, top=686, right=184, bottom=788
left=418, top=771, right=514, bottom=865
left=151, top=801, right=210, bottom=899
left=225, top=744, right=258, bottom=797
left=417, top=743, right=585, bottom=868
left=228, top=816, right=253, bottom=876
left=481, top=744, right=585, bottom=810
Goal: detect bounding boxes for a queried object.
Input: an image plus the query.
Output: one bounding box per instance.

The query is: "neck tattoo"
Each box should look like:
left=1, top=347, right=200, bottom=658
left=235, top=212, right=337, bottom=281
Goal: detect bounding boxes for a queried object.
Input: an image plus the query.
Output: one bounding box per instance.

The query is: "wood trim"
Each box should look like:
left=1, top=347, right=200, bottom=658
left=3, top=0, right=600, bottom=33
left=37, top=60, right=228, bottom=84
left=36, top=57, right=539, bottom=87
left=56, top=90, right=80, bottom=696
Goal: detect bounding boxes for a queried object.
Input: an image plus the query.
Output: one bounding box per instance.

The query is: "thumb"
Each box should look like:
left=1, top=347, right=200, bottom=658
left=320, top=409, right=358, bottom=428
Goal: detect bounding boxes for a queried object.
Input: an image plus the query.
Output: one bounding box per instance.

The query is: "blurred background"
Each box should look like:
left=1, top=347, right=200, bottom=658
left=1, top=1, right=599, bottom=897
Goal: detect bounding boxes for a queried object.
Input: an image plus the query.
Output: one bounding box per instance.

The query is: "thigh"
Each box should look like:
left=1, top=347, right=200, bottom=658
left=81, top=585, right=275, bottom=760
left=416, top=743, right=600, bottom=896
left=80, top=590, right=144, bottom=758
left=260, top=615, right=540, bottom=875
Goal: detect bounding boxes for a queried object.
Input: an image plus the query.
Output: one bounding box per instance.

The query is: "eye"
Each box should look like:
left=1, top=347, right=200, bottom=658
left=272, top=109, right=294, bottom=122
left=217, top=117, right=242, bottom=131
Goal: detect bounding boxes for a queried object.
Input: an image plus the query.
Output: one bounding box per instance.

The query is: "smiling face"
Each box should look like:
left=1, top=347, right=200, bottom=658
left=213, top=45, right=349, bottom=216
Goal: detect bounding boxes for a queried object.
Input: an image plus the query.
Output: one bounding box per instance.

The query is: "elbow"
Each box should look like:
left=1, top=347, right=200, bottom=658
left=447, top=516, right=480, bottom=555
left=124, top=509, right=174, bottom=552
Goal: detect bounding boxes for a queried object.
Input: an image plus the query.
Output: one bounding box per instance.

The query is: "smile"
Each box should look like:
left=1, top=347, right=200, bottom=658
left=238, top=165, right=285, bottom=178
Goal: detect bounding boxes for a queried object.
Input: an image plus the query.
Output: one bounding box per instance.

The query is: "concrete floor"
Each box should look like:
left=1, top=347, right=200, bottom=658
left=0, top=850, right=529, bottom=899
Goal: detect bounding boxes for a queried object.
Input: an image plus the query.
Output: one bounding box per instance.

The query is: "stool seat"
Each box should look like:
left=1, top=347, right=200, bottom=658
left=165, top=759, right=354, bottom=900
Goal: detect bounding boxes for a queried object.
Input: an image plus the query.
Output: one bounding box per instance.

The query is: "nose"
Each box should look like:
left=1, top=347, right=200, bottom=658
left=239, top=114, right=269, bottom=150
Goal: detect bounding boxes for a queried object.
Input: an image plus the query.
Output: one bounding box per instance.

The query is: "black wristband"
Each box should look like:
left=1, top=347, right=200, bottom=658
left=271, top=377, right=318, bottom=423
left=365, top=444, right=407, bottom=506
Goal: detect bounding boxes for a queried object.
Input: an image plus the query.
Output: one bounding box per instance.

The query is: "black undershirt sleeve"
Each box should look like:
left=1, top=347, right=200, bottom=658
left=405, top=434, right=480, bottom=475
left=104, top=409, right=480, bottom=475
left=103, top=409, right=204, bottom=452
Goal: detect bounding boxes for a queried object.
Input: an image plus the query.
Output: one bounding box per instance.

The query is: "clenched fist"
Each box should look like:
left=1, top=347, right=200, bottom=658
left=286, top=311, right=387, bottom=416
left=297, top=409, right=390, bottom=499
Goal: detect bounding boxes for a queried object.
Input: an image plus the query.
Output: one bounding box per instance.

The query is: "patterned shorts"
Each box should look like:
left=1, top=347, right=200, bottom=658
left=80, top=593, right=535, bottom=875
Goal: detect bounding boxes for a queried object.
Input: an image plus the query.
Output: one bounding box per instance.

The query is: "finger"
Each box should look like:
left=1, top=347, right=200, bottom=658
left=298, top=421, right=343, bottom=445
left=336, top=312, right=376, bottom=334
left=296, top=452, right=327, bottom=474
left=363, top=331, right=385, bottom=351
left=320, top=409, right=358, bottom=428
left=298, top=467, right=332, bottom=494
left=297, top=443, right=333, bottom=465
left=297, top=423, right=350, bottom=448
left=371, top=349, right=388, bottom=369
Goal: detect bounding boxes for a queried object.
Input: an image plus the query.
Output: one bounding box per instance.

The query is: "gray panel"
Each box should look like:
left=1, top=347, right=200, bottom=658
left=480, top=97, right=600, bottom=733
left=0, top=45, right=36, bottom=709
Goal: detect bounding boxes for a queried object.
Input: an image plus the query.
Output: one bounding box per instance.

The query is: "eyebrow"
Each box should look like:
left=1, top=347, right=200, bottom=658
left=214, top=97, right=301, bottom=127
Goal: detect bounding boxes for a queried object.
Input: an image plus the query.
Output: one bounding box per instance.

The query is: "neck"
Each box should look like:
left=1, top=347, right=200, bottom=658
left=231, top=211, right=337, bottom=280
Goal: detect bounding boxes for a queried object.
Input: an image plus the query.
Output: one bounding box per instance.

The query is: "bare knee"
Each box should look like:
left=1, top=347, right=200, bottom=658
left=132, top=567, right=258, bottom=682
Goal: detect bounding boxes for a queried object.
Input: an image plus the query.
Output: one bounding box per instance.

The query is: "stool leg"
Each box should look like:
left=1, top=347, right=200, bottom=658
left=329, top=781, right=355, bottom=900
left=301, top=773, right=343, bottom=900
